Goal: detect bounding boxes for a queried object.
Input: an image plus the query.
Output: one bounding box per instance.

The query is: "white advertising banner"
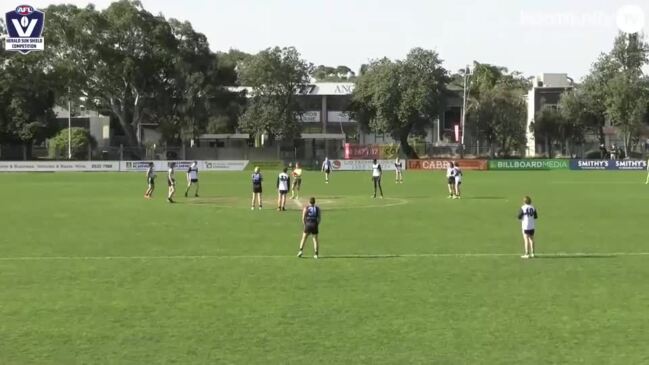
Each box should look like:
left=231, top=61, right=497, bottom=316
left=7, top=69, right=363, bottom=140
left=0, top=160, right=249, bottom=172
left=202, top=160, right=249, bottom=171
left=299, top=111, right=321, bottom=123
left=327, top=111, right=355, bottom=123
left=0, top=161, right=119, bottom=172
left=120, top=160, right=249, bottom=172
left=120, top=160, right=193, bottom=172
left=330, top=159, right=406, bottom=171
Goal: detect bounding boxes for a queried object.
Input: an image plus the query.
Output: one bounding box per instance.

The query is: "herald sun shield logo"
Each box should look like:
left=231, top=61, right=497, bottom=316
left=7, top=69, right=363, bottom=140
left=4, top=5, right=45, bottom=54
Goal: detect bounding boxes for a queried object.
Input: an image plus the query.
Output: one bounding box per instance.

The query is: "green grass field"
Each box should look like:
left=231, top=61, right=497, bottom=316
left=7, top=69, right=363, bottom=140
left=1, top=170, right=648, bottom=364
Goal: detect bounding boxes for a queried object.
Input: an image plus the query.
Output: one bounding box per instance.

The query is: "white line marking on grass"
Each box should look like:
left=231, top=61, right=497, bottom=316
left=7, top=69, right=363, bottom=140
left=292, top=197, right=304, bottom=210
left=550, top=181, right=644, bottom=184
left=0, top=252, right=648, bottom=261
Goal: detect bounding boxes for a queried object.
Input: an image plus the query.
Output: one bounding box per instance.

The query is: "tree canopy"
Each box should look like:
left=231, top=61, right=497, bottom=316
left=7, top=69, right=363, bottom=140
left=237, top=46, right=313, bottom=143
left=465, top=62, right=528, bottom=157
left=42, top=0, right=238, bottom=147
left=312, top=65, right=356, bottom=82
left=350, top=48, right=449, bottom=158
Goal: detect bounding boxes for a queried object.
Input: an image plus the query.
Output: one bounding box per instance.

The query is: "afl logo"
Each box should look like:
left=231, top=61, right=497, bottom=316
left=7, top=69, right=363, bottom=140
left=15, top=5, right=34, bottom=15
left=4, top=4, right=45, bottom=54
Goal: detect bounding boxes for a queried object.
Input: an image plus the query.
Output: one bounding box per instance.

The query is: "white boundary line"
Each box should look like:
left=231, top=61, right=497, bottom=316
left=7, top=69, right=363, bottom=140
left=0, top=252, right=648, bottom=261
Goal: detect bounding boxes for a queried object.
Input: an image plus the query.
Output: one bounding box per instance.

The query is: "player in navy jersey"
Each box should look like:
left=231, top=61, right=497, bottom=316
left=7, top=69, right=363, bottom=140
left=144, top=162, right=155, bottom=199
left=251, top=167, right=263, bottom=210
left=518, top=196, right=539, bottom=259
left=297, top=197, right=321, bottom=259
left=185, top=161, right=199, bottom=198
left=452, top=162, right=462, bottom=199
left=394, top=158, right=404, bottom=183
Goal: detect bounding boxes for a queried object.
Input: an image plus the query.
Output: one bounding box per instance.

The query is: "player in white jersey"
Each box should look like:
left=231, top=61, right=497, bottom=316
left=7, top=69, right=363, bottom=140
left=185, top=161, right=199, bottom=198
left=394, top=158, right=404, bottom=183
left=321, top=157, right=332, bottom=183
left=167, top=162, right=176, bottom=203
left=371, top=159, right=384, bottom=198
left=645, top=158, right=649, bottom=184
left=144, top=162, right=156, bottom=199
left=518, top=196, right=538, bottom=259
left=452, top=162, right=462, bottom=199
left=276, top=167, right=291, bottom=211
left=446, top=161, right=455, bottom=198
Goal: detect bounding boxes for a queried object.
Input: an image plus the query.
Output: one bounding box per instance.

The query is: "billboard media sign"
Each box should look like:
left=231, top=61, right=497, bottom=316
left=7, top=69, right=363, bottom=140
left=488, top=159, right=569, bottom=170
left=4, top=5, right=45, bottom=54
left=570, top=160, right=648, bottom=171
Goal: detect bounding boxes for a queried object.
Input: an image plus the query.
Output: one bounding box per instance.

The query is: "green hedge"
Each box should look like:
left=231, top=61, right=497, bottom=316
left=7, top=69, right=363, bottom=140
left=245, top=160, right=285, bottom=171
left=49, top=128, right=97, bottom=160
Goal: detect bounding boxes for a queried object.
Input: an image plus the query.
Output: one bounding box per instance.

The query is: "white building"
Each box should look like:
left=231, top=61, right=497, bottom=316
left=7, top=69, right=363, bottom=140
left=525, top=73, right=574, bottom=157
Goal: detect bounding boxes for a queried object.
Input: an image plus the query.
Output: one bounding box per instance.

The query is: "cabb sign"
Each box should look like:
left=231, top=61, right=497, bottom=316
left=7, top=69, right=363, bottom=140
left=407, top=159, right=488, bottom=170
left=4, top=5, right=45, bottom=54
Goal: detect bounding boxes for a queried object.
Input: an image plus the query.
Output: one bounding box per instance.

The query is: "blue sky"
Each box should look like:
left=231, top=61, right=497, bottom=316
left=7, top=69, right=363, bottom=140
left=25, top=0, right=649, bottom=79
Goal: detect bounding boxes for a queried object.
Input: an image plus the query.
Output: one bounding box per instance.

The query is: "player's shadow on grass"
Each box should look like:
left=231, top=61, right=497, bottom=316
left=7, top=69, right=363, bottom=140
left=536, top=254, right=615, bottom=259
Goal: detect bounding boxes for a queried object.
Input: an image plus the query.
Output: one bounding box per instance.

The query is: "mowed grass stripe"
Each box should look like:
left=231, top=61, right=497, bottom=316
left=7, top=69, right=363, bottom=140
left=1, top=251, right=649, bottom=260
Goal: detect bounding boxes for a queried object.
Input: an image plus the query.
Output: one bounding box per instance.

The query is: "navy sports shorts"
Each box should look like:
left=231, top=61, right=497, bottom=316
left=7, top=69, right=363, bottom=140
left=304, top=222, right=319, bottom=235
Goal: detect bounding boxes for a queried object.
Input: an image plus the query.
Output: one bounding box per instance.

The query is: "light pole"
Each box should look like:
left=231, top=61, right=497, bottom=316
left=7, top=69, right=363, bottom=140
left=461, top=65, right=471, bottom=155
left=68, top=86, right=72, bottom=159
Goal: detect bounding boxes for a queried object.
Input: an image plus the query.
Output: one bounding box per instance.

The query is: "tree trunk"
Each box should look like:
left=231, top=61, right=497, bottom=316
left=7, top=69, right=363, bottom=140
left=501, top=137, right=509, bottom=157
left=398, top=133, right=418, bottom=159
left=623, top=129, right=631, bottom=159
left=598, top=125, right=605, bottom=145
left=110, top=98, right=140, bottom=147
left=116, top=115, right=139, bottom=147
